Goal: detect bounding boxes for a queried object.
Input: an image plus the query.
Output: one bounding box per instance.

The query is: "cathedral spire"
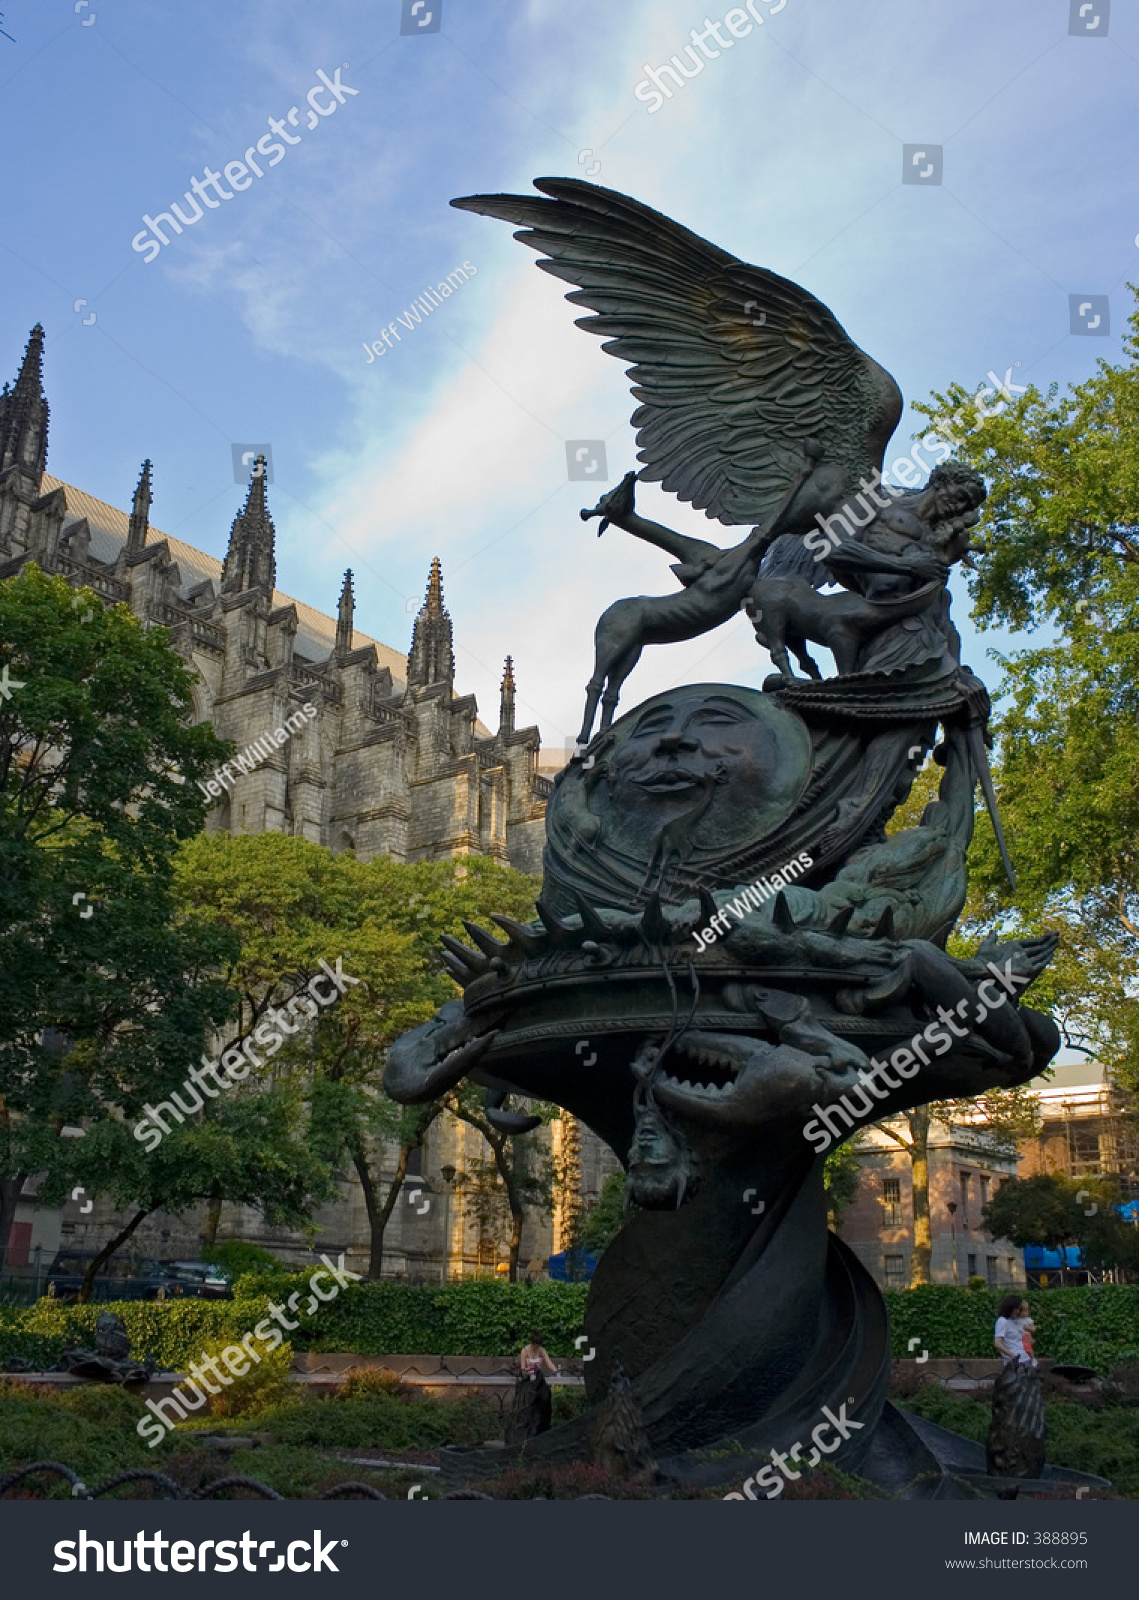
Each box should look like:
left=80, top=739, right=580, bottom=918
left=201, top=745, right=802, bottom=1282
left=499, top=655, right=515, bottom=735
left=0, top=324, right=49, bottom=480
left=126, top=459, right=152, bottom=555
left=221, top=456, right=276, bottom=598
left=406, top=556, right=454, bottom=689
left=336, top=569, right=355, bottom=656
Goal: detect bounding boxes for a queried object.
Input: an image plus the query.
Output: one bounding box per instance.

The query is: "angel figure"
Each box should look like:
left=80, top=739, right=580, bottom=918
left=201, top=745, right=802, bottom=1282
left=453, top=179, right=913, bottom=743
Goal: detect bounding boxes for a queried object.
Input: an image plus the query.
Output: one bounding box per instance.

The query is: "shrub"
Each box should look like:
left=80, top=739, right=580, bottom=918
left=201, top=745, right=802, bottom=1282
left=5, top=1282, right=1130, bottom=1376
left=202, top=1242, right=282, bottom=1279
left=190, top=1336, right=294, bottom=1420
left=340, top=1366, right=403, bottom=1399
left=897, top=1388, right=1139, bottom=1496
left=0, top=1297, right=267, bottom=1372
left=224, top=1275, right=589, bottom=1356
left=0, top=1379, right=157, bottom=1485
left=254, top=1389, right=498, bottom=1452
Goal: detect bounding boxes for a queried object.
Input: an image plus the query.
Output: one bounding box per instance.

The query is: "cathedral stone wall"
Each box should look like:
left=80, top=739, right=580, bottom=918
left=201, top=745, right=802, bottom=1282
left=0, top=322, right=592, bottom=1281
left=0, top=326, right=549, bottom=875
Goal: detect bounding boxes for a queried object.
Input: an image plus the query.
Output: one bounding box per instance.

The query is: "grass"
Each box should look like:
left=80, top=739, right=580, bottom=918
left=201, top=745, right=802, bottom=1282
left=0, top=1377, right=504, bottom=1499
left=2, top=1373, right=1135, bottom=1499
left=895, top=1386, right=1139, bottom=1497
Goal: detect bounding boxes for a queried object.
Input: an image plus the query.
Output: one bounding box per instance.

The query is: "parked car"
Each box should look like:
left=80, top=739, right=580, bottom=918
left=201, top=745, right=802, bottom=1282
left=45, top=1249, right=178, bottom=1302
left=157, top=1260, right=233, bottom=1299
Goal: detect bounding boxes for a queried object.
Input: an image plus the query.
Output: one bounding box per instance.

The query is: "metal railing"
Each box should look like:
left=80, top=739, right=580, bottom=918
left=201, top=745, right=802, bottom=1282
left=0, top=1245, right=46, bottom=1305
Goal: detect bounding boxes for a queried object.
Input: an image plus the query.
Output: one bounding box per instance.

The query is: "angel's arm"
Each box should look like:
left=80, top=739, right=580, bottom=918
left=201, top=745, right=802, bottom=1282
left=826, top=535, right=948, bottom=585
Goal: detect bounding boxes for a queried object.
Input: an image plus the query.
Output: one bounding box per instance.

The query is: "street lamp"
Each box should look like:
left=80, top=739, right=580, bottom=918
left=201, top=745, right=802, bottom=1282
left=439, top=1165, right=456, bottom=1286
left=947, top=1201, right=959, bottom=1286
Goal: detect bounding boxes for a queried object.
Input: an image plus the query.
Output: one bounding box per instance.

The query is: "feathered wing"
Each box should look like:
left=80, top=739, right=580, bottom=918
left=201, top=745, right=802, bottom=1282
left=452, top=178, right=903, bottom=529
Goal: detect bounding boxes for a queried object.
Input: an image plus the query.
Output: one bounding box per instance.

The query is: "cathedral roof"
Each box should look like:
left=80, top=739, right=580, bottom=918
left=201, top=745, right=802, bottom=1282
left=40, top=474, right=410, bottom=686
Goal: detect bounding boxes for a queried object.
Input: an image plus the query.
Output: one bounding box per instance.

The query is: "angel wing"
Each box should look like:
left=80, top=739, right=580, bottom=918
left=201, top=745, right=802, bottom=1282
left=452, top=178, right=903, bottom=530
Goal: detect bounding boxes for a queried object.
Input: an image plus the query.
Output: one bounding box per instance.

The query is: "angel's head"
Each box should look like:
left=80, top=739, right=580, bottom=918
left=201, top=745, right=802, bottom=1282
left=926, top=463, right=986, bottom=524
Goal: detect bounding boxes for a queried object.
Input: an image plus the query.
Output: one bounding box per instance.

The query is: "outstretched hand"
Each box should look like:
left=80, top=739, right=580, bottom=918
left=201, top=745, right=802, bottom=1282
left=581, top=470, right=637, bottom=534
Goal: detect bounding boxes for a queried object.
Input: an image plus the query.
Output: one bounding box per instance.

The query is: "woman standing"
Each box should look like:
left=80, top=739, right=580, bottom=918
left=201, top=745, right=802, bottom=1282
left=987, top=1294, right=1045, bottom=1480
left=507, top=1331, right=558, bottom=1441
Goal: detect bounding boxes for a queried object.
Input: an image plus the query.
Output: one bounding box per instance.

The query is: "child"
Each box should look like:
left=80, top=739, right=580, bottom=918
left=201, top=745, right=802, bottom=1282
left=1015, top=1308, right=1035, bottom=1362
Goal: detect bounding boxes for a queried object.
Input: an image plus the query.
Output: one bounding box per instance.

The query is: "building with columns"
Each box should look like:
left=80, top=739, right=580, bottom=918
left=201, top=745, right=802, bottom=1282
left=837, top=1120, right=1025, bottom=1291
left=0, top=322, right=618, bottom=1283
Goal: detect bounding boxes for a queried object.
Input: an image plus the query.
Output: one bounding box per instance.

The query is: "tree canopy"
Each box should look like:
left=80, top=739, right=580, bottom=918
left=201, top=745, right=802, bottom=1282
left=174, top=833, right=544, bottom=1277
left=0, top=568, right=243, bottom=1276
left=915, top=290, right=1139, bottom=1095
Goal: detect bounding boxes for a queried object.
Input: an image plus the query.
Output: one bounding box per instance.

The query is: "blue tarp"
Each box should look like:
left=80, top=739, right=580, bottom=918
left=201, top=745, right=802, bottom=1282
left=1023, top=1244, right=1084, bottom=1270
left=547, top=1248, right=599, bottom=1282
left=1024, top=1204, right=1138, bottom=1270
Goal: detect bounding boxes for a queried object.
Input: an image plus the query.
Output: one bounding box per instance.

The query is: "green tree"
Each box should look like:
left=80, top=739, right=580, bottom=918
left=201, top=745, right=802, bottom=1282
left=578, top=1171, right=627, bottom=1254
left=980, top=1173, right=1138, bottom=1282
left=174, top=833, right=541, bottom=1279
left=823, top=1135, right=864, bottom=1227
left=447, top=1091, right=558, bottom=1281
left=63, top=1086, right=335, bottom=1299
left=915, top=289, right=1139, bottom=1096
left=0, top=566, right=235, bottom=1270
left=875, top=767, right=1041, bottom=1284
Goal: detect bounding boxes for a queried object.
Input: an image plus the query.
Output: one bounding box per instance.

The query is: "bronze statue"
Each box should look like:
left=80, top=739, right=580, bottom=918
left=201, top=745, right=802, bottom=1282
left=382, top=180, right=1100, bottom=1497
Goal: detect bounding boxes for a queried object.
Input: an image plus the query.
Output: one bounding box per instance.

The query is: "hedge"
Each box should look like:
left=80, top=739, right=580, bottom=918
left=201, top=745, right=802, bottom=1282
left=230, top=1276, right=591, bottom=1358
left=0, top=1280, right=590, bottom=1370
left=884, top=1285, right=1139, bottom=1372
left=0, top=1296, right=271, bottom=1371
left=2, top=1282, right=1134, bottom=1374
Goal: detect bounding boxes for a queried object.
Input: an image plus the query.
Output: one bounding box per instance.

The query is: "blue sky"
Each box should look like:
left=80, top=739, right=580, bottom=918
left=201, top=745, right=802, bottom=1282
left=2, top=0, right=1137, bottom=752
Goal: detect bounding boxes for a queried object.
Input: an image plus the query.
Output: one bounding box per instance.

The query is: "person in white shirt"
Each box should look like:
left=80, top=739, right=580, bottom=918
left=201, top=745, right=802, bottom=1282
left=994, top=1295, right=1036, bottom=1366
